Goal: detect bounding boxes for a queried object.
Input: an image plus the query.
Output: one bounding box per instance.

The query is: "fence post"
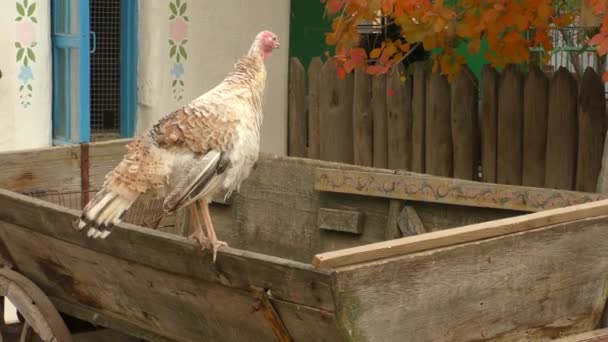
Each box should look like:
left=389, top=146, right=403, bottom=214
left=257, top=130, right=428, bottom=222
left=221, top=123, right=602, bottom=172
left=451, top=66, right=478, bottom=180
left=497, top=64, right=523, bottom=185
left=425, top=71, right=452, bottom=177
left=411, top=62, right=426, bottom=173
left=353, top=69, right=373, bottom=166
left=319, top=61, right=354, bottom=163
left=577, top=67, right=606, bottom=192
left=522, top=65, right=548, bottom=187
left=546, top=67, right=578, bottom=190
left=480, top=65, right=498, bottom=183
left=387, top=64, right=413, bottom=170
left=372, top=74, right=388, bottom=168
left=288, top=58, right=307, bottom=157
left=307, top=57, right=323, bottom=160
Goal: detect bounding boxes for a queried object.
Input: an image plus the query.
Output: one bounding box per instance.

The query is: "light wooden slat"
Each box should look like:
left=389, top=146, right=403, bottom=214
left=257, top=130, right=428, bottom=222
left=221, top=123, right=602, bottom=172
left=556, top=328, right=608, bottom=342
left=450, top=66, right=478, bottom=180
left=333, top=216, right=608, bottom=340
left=319, top=61, right=354, bottom=163
left=497, top=64, right=523, bottom=185
left=372, top=74, right=388, bottom=168
left=353, top=69, right=373, bottom=166
left=522, top=65, right=549, bottom=187
left=307, top=57, right=323, bottom=160
left=313, top=198, right=608, bottom=269
left=577, top=67, right=607, bottom=192
left=411, top=62, right=426, bottom=173
left=425, top=71, right=452, bottom=177
left=546, top=67, right=578, bottom=190
left=480, top=65, right=499, bottom=183
left=314, top=167, right=605, bottom=212
left=288, top=57, right=307, bottom=157
left=387, top=64, right=412, bottom=170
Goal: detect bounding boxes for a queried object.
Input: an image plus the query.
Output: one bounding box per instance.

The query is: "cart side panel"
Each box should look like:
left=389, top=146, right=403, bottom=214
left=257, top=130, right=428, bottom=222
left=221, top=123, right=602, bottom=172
left=333, top=216, right=608, bottom=342
left=217, top=155, right=523, bottom=262
left=0, top=190, right=339, bottom=341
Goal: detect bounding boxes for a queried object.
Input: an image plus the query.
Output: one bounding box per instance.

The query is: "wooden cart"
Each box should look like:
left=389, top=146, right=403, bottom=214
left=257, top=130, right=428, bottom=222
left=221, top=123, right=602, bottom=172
left=1, top=139, right=608, bottom=341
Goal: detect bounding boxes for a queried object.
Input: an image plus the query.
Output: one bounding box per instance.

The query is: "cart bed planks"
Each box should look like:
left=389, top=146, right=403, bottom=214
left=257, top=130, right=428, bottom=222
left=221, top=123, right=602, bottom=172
left=0, top=139, right=607, bottom=341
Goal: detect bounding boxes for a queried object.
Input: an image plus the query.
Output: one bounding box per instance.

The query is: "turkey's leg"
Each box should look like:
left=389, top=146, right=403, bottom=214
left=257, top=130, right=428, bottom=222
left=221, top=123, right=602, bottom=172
left=198, top=198, right=227, bottom=262
left=188, top=205, right=208, bottom=250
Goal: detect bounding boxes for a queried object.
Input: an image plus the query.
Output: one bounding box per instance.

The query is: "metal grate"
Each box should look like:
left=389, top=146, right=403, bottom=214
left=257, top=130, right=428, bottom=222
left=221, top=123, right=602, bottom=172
left=90, top=0, right=121, bottom=133
left=22, top=189, right=166, bottom=229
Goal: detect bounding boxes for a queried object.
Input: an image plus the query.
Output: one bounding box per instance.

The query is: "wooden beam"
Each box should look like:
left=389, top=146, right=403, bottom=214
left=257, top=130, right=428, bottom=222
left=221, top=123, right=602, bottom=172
left=313, top=198, right=608, bottom=269
left=555, top=328, right=608, bottom=342
left=314, top=168, right=606, bottom=212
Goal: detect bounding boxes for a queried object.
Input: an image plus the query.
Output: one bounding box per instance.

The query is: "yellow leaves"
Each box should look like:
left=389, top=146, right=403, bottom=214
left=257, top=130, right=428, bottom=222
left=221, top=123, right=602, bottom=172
left=369, top=48, right=382, bottom=59
left=467, top=39, right=481, bottom=55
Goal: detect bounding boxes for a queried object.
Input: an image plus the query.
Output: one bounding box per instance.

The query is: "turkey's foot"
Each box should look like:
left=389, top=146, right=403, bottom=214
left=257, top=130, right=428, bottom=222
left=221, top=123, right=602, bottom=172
left=209, top=238, right=228, bottom=263
left=188, top=231, right=210, bottom=251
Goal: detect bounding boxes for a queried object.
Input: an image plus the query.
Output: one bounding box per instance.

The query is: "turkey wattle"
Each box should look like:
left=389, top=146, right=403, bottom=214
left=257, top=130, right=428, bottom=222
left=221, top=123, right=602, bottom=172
left=74, top=30, right=280, bottom=262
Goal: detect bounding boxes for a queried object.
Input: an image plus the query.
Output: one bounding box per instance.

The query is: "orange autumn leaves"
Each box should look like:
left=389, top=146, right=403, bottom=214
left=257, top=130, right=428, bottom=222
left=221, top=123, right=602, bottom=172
left=321, top=0, right=576, bottom=80
left=586, top=0, right=608, bottom=80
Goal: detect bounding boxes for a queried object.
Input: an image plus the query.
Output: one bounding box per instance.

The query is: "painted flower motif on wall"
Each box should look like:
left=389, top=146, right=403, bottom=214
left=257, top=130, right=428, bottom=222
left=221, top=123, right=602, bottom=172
left=168, top=0, right=189, bottom=101
left=15, top=0, right=38, bottom=109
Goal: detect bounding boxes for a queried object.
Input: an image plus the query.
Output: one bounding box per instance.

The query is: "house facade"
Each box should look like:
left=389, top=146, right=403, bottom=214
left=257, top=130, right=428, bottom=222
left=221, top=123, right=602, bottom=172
left=0, top=0, right=290, bottom=154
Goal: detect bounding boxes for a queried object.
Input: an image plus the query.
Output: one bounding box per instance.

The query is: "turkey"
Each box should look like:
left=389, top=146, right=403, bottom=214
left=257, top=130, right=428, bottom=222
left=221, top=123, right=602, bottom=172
left=74, top=30, right=280, bottom=262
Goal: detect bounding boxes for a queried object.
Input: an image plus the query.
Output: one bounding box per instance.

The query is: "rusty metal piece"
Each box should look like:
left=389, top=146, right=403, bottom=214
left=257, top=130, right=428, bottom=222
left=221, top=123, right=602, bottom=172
left=80, top=143, right=90, bottom=209
left=0, top=268, right=72, bottom=342
left=250, top=287, right=293, bottom=342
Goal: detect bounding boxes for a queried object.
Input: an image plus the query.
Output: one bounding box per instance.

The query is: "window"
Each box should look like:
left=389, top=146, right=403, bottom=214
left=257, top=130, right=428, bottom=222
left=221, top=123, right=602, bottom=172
left=51, top=0, right=137, bottom=144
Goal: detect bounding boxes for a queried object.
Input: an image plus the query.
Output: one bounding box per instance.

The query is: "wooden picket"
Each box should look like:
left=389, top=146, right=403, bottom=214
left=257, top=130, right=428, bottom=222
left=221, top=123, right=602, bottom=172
left=287, top=58, right=608, bottom=192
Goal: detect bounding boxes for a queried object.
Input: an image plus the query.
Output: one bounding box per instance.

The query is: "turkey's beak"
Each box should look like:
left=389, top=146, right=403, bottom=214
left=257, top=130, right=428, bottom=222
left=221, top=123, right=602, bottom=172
left=274, top=41, right=280, bottom=49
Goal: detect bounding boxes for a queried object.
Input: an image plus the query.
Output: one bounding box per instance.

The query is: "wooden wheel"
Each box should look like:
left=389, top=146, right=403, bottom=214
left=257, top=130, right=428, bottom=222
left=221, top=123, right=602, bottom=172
left=0, top=268, right=72, bottom=342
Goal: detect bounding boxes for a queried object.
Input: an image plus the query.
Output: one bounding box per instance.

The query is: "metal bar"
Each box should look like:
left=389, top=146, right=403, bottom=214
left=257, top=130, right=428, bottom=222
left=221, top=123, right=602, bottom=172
left=314, top=168, right=608, bottom=212
left=80, top=143, right=90, bottom=209
left=250, top=287, right=293, bottom=342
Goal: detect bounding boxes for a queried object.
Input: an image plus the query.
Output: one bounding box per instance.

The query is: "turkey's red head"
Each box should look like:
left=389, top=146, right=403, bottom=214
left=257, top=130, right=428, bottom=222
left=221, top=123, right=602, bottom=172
left=255, top=31, right=280, bottom=59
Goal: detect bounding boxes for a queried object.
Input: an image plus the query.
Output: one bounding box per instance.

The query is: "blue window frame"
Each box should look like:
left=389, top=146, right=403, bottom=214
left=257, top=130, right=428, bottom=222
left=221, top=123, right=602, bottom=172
left=51, top=0, right=137, bottom=144
left=51, top=0, right=91, bottom=144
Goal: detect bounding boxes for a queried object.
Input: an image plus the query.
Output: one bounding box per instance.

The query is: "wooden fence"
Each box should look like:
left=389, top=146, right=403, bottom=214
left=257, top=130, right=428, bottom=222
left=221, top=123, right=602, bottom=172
left=287, top=57, right=608, bottom=192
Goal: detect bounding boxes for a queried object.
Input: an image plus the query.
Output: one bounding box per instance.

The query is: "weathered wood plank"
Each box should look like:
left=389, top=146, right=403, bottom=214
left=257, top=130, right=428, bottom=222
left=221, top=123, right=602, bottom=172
left=598, top=133, right=608, bottom=193
left=0, top=189, right=335, bottom=311
left=411, top=62, right=426, bottom=173
left=425, top=72, right=452, bottom=177
left=387, top=64, right=412, bottom=170
left=0, top=224, right=338, bottom=342
left=480, top=65, right=499, bottom=183
left=546, top=67, right=578, bottom=190
left=577, top=67, right=606, bottom=192
left=319, top=61, right=354, bottom=163
left=385, top=200, right=404, bottom=240
left=372, top=74, right=388, bottom=168
left=288, top=57, right=307, bottom=158
left=497, top=64, right=523, bottom=185
left=314, top=168, right=605, bottom=212
left=0, top=144, right=81, bottom=192
left=353, top=69, right=373, bottom=166
left=317, top=208, right=363, bottom=235
left=398, top=206, right=427, bottom=236
left=522, top=65, right=549, bottom=187
left=450, top=66, right=478, bottom=180
left=307, top=57, right=323, bottom=160
left=313, top=198, right=608, bottom=269
left=334, top=216, right=608, bottom=341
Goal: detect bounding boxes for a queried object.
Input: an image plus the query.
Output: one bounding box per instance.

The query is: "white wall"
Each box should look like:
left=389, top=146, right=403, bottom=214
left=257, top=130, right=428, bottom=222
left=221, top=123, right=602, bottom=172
left=0, top=0, right=52, bottom=152
left=137, top=0, right=290, bottom=155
